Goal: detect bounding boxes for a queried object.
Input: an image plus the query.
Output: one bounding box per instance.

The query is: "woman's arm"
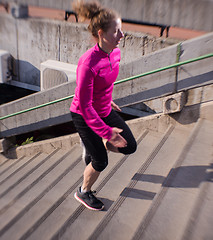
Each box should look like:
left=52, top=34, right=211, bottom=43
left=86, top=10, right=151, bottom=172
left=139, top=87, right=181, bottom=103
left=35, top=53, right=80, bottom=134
left=77, top=64, right=113, bottom=141
left=111, top=101, right=121, bottom=112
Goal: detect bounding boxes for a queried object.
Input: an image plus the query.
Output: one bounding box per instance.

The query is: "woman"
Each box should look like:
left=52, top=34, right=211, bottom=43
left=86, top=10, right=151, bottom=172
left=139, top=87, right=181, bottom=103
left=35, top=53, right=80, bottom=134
left=70, top=0, right=137, bottom=211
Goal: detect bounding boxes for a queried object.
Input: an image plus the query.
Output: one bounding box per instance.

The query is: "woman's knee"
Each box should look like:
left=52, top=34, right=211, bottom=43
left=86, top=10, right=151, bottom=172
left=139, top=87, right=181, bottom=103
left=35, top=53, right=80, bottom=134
left=92, top=160, right=108, bottom=172
left=91, top=151, right=108, bottom=172
left=128, top=140, right=137, bottom=154
left=120, top=139, right=137, bottom=155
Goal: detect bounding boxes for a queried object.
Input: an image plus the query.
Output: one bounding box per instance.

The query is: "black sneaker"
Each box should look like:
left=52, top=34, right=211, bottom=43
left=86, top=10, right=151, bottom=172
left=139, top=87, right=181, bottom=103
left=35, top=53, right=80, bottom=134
left=74, top=187, right=104, bottom=211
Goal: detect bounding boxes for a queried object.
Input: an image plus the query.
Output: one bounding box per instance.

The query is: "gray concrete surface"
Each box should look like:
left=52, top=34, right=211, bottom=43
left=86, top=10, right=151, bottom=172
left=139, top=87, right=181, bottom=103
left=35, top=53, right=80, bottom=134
left=0, top=32, right=212, bottom=139
left=1, top=0, right=213, bottom=31
left=177, top=33, right=213, bottom=91
left=0, top=101, right=212, bottom=240
left=0, top=13, right=177, bottom=87
left=114, top=32, right=213, bottom=106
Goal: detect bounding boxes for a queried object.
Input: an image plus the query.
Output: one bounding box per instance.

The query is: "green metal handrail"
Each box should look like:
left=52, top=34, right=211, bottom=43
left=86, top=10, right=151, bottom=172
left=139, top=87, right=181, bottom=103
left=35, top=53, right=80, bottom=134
left=115, top=53, right=213, bottom=84
left=0, top=52, right=212, bottom=121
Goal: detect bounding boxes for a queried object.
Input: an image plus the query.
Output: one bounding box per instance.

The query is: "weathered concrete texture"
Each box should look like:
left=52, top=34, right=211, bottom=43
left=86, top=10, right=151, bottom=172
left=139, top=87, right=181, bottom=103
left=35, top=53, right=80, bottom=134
left=0, top=81, right=75, bottom=138
left=99, top=0, right=213, bottom=32
left=59, top=21, right=93, bottom=64
left=2, top=0, right=212, bottom=31
left=4, top=100, right=213, bottom=159
left=177, top=33, right=213, bottom=92
left=142, top=83, right=213, bottom=114
left=0, top=102, right=212, bottom=240
left=17, top=18, right=60, bottom=86
left=114, top=43, right=178, bottom=107
left=7, top=132, right=80, bottom=159
left=0, top=32, right=212, bottom=139
left=0, top=13, right=178, bottom=87
left=0, top=14, right=17, bottom=58
left=119, top=34, right=178, bottom=65
left=163, top=92, right=186, bottom=114
left=114, top=32, right=213, bottom=108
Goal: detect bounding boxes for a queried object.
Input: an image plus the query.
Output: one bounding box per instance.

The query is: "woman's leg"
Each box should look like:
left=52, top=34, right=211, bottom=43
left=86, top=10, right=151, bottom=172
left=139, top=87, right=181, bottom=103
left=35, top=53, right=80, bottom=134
left=71, top=112, right=108, bottom=191
left=82, top=163, right=100, bottom=192
left=103, top=110, right=137, bottom=155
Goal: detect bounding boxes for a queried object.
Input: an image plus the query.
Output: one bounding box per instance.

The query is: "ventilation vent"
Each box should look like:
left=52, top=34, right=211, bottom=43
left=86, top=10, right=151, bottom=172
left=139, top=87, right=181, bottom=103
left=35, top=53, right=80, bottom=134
left=0, top=50, right=12, bottom=83
left=40, top=60, right=77, bottom=90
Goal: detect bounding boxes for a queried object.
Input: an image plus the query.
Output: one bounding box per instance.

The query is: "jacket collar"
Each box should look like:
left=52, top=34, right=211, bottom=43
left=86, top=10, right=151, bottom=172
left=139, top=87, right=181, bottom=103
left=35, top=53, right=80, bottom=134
left=95, top=43, right=112, bottom=56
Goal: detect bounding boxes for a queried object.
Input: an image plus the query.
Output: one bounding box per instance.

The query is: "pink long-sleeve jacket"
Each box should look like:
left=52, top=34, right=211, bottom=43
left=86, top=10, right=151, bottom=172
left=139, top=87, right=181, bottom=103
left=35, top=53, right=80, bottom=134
left=70, top=43, right=121, bottom=141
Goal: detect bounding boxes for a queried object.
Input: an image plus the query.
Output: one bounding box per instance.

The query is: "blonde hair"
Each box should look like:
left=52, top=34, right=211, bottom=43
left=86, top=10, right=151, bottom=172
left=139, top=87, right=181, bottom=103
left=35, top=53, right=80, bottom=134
left=72, top=0, right=120, bottom=39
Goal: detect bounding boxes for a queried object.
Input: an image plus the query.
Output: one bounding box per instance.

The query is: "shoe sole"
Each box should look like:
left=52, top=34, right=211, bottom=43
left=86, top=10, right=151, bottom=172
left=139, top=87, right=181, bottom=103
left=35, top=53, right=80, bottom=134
left=74, top=192, right=104, bottom=211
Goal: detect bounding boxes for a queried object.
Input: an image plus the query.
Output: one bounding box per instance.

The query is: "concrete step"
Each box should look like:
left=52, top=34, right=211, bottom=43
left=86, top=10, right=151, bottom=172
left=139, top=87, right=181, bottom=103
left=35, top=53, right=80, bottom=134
left=87, top=124, right=194, bottom=240
left=0, top=117, right=212, bottom=239
left=132, top=119, right=213, bottom=240
left=180, top=119, right=213, bottom=240
left=0, top=145, right=82, bottom=239
left=29, top=124, right=192, bottom=240
left=0, top=153, right=9, bottom=165
left=182, top=163, right=213, bottom=240
left=0, top=149, right=58, bottom=211
left=0, top=152, right=47, bottom=198
left=21, top=130, right=152, bottom=240
left=0, top=155, right=28, bottom=181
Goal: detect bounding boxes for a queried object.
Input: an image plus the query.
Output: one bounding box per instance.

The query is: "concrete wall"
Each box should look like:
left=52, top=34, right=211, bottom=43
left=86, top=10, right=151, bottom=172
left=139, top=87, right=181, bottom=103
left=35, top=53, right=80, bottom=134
left=1, top=0, right=213, bottom=31
left=0, top=81, right=76, bottom=138
left=0, top=13, right=177, bottom=88
left=0, top=32, right=212, bottom=139
left=114, top=32, right=213, bottom=106
left=98, top=0, right=213, bottom=32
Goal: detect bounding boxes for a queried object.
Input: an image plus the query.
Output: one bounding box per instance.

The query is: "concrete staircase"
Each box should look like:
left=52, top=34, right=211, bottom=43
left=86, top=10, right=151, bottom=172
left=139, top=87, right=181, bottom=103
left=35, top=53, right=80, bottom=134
left=0, top=102, right=212, bottom=240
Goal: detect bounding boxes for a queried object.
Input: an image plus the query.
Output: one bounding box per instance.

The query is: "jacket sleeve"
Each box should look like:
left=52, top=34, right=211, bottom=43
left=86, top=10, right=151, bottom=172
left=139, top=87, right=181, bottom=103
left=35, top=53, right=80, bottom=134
left=77, top=64, right=113, bottom=141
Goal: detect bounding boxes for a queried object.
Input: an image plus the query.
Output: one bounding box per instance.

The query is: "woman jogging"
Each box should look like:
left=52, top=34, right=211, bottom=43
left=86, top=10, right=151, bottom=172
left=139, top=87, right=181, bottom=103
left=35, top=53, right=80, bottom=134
left=70, top=0, right=137, bottom=211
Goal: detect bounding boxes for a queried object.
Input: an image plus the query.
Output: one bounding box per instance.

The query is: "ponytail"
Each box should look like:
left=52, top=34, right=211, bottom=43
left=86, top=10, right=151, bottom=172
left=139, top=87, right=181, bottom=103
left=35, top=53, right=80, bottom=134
left=72, top=0, right=119, bottom=38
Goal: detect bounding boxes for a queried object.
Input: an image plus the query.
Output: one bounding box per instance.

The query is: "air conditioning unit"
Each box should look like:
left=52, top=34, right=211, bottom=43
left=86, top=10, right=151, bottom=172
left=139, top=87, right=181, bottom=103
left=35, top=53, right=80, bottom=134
left=40, top=60, right=77, bottom=91
left=0, top=50, right=12, bottom=83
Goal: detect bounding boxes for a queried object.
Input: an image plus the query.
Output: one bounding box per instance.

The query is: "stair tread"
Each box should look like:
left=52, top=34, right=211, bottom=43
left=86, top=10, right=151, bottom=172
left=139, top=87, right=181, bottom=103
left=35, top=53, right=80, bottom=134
left=88, top=124, right=194, bottom=240
left=25, top=130, right=160, bottom=240
left=133, top=119, right=213, bottom=240
left=0, top=118, right=212, bottom=240
left=0, top=146, right=82, bottom=239
left=0, top=150, right=60, bottom=209
left=0, top=152, right=48, bottom=197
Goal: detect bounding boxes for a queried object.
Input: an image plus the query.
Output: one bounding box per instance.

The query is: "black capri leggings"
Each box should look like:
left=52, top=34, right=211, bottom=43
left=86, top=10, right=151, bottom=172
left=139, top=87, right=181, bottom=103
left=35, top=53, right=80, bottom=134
left=71, top=110, right=137, bottom=172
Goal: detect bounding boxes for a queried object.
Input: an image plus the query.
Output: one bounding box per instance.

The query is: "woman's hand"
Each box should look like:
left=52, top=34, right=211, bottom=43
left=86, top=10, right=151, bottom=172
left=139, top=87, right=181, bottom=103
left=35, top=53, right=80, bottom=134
left=109, top=127, right=127, bottom=148
left=111, top=101, right=121, bottom=112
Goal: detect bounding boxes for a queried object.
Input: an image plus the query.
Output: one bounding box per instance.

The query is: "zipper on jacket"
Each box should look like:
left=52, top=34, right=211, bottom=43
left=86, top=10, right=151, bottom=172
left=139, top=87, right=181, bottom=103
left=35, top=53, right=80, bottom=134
left=108, top=53, right=112, bottom=71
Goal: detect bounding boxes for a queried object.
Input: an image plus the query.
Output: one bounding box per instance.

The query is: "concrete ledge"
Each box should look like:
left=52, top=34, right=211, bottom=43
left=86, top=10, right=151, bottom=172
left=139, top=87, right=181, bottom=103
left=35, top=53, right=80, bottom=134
left=5, top=132, right=80, bottom=159
left=2, top=100, right=212, bottom=158
left=141, top=83, right=213, bottom=115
